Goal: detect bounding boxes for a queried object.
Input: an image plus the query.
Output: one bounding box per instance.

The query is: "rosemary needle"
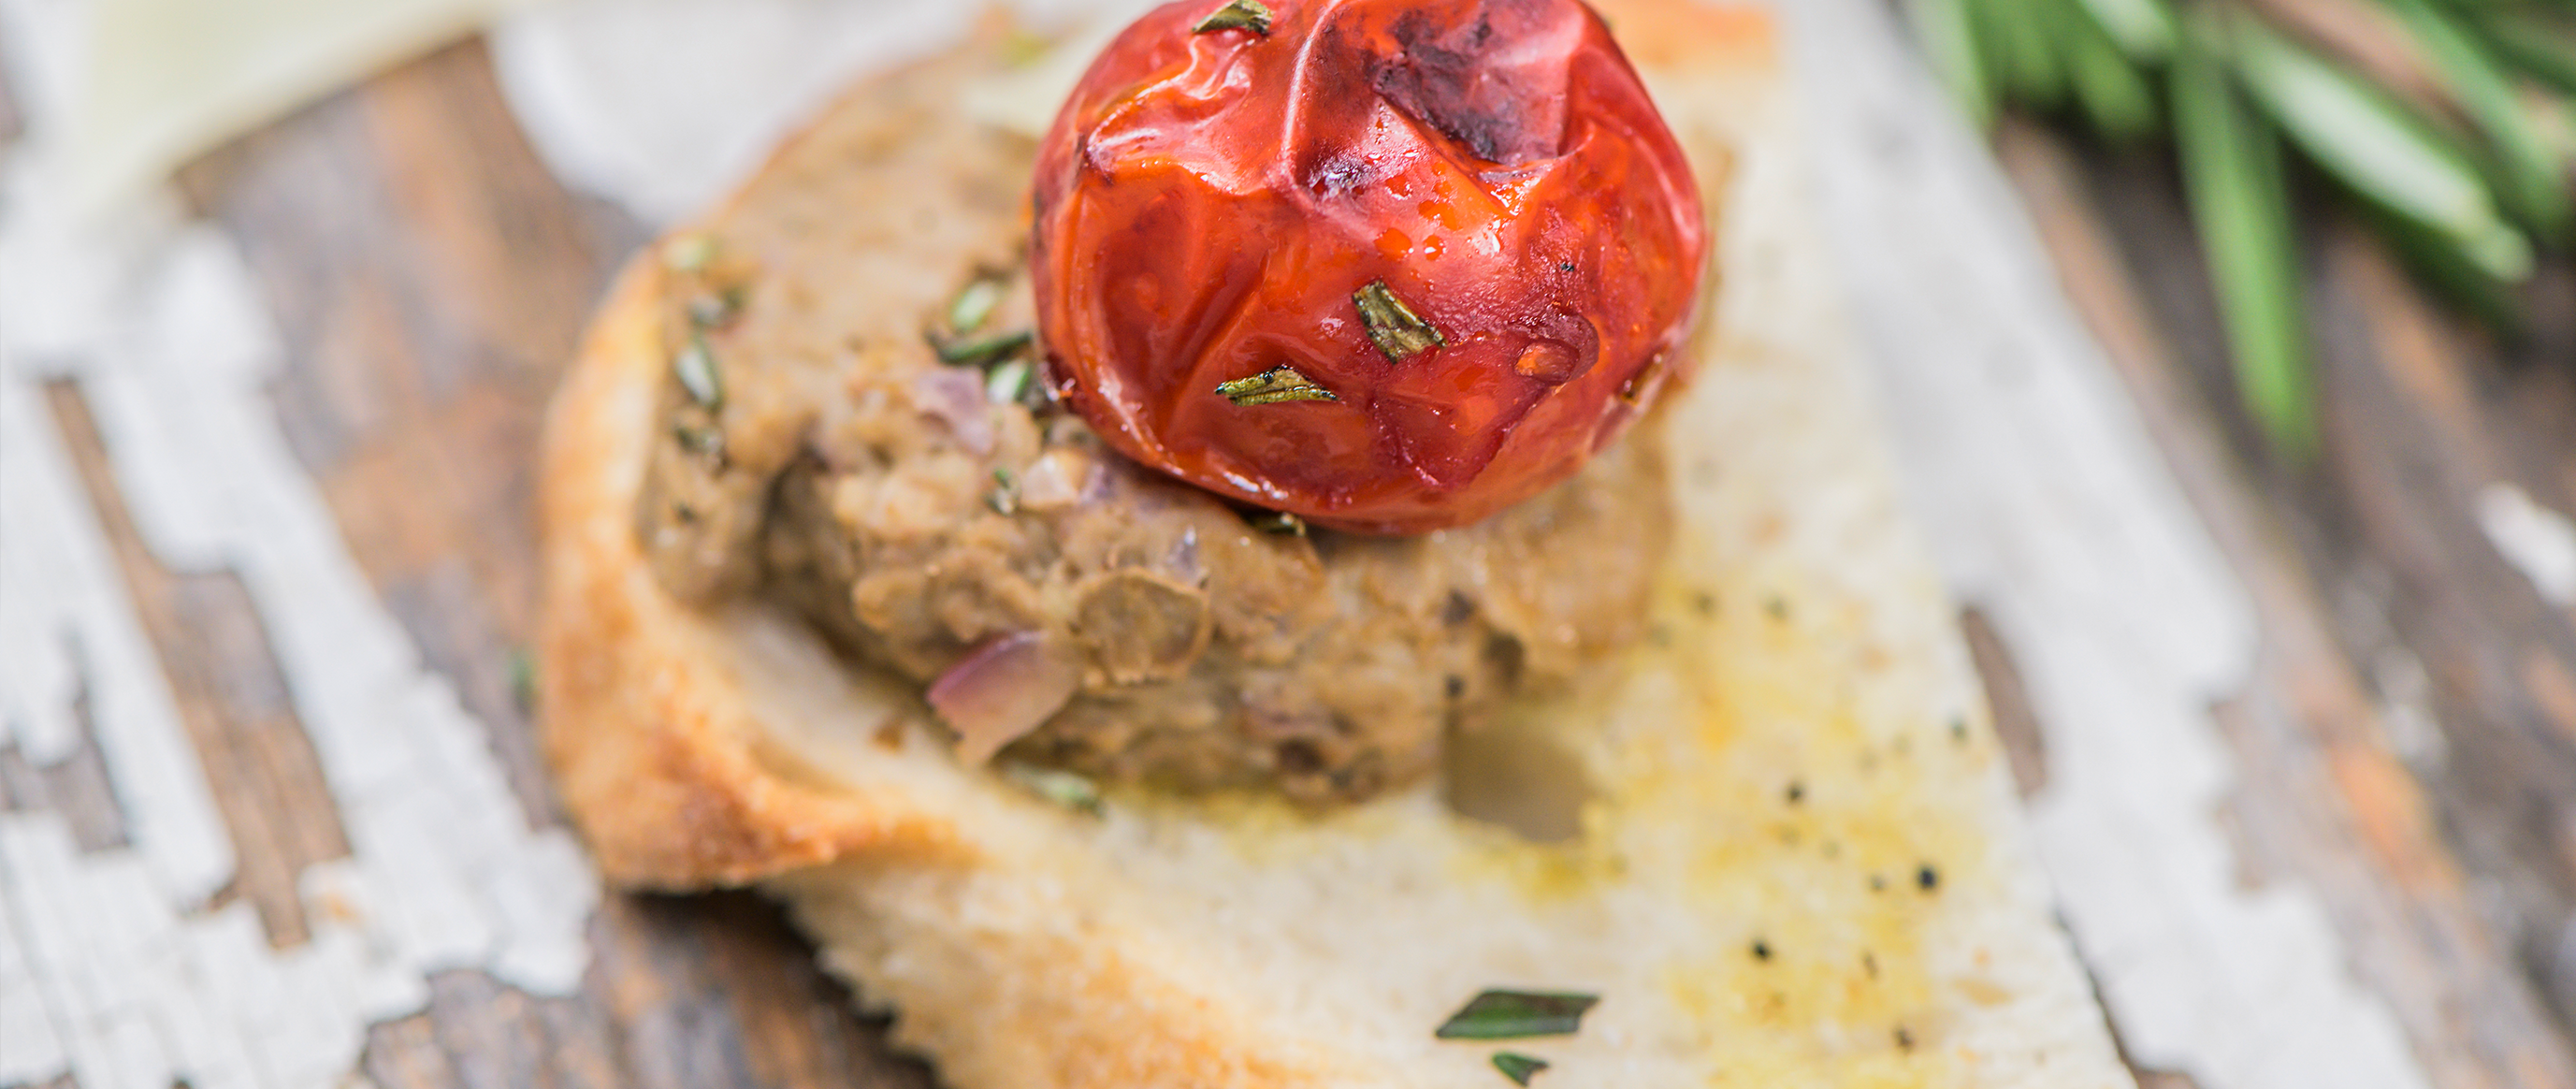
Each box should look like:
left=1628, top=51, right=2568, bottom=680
left=2075, top=0, right=2177, bottom=64
left=2061, top=0, right=2161, bottom=138
left=2381, top=0, right=2569, bottom=237
left=2175, top=12, right=2319, bottom=458
left=2227, top=17, right=2533, bottom=283
left=1909, top=0, right=1997, bottom=130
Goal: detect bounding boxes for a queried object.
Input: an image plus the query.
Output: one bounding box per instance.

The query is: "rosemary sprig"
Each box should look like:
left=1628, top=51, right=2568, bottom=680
left=2226, top=18, right=2533, bottom=282
left=1915, top=0, right=2570, bottom=459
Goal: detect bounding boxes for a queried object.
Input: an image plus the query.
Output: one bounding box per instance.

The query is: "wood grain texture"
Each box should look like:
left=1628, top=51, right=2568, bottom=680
left=39, top=380, right=349, bottom=947
left=165, top=36, right=946, bottom=1089
left=1995, top=118, right=2576, bottom=1089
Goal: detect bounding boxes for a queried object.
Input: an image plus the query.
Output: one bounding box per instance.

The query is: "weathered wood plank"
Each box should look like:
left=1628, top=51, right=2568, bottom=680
left=175, top=35, right=946, bottom=1087
left=1995, top=118, right=2576, bottom=1089
left=39, top=380, right=348, bottom=947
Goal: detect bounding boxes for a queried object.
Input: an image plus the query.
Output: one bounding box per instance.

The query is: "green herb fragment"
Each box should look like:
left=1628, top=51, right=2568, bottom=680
left=1193, top=0, right=1272, bottom=36
left=1001, top=762, right=1104, bottom=816
left=986, top=359, right=1035, bottom=405
left=673, top=423, right=726, bottom=461
left=948, top=275, right=1007, bottom=335
left=2174, top=14, right=2317, bottom=457
left=1353, top=280, right=1446, bottom=362
left=687, top=287, right=745, bottom=329
left=1490, top=1053, right=1550, bottom=1086
left=1251, top=510, right=1308, bottom=536
left=1216, top=366, right=1338, bottom=406
left=1435, top=991, right=1599, bottom=1040
left=660, top=233, right=717, bottom=274
left=989, top=467, right=1020, bottom=515
left=674, top=336, right=724, bottom=410
left=933, top=329, right=1035, bottom=369
left=508, top=648, right=536, bottom=716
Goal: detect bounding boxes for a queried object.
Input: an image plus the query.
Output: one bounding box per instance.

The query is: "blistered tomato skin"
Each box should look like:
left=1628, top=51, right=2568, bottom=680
left=1031, top=0, right=1706, bottom=533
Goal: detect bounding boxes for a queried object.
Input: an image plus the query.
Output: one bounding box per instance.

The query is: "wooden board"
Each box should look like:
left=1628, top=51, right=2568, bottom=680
left=9, top=24, right=2576, bottom=1089
left=1995, top=121, right=2576, bottom=1089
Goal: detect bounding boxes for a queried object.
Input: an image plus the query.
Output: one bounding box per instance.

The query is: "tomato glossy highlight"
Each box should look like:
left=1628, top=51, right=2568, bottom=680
left=1032, top=0, right=1706, bottom=532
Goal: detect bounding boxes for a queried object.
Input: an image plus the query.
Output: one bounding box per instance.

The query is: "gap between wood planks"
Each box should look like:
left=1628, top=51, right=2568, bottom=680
left=1992, top=116, right=2576, bottom=1089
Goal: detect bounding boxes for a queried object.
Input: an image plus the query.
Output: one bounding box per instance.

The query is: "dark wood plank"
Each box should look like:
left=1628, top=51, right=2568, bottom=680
left=176, top=35, right=944, bottom=1088
left=1996, top=117, right=2576, bottom=1089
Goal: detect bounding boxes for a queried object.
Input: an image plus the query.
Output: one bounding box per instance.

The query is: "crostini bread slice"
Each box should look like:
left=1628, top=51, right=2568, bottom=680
left=535, top=2, right=2136, bottom=1085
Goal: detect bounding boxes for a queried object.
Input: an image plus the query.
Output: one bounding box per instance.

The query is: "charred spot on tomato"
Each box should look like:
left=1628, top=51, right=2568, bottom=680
left=1369, top=4, right=1568, bottom=165
left=1032, top=0, right=1708, bottom=533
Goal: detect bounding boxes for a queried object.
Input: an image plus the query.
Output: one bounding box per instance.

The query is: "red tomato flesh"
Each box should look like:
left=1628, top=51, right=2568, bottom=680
left=1032, top=0, right=1707, bottom=533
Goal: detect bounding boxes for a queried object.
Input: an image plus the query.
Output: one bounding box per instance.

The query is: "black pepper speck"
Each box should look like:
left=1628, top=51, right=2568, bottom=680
left=1917, top=864, right=1940, bottom=892
left=1751, top=939, right=1772, bottom=962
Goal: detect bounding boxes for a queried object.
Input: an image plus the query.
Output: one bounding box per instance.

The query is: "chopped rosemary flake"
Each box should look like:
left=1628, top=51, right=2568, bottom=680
left=989, top=467, right=1020, bottom=515
left=1216, top=366, right=1337, bottom=406
left=673, top=423, right=727, bottom=460
left=1353, top=279, right=1446, bottom=361
left=674, top=336, right=724, bottom=410
left=948, top=275, right=1006, bottom=334
left=1250, top=510, right=1307, bottom=536
left=507, top=648, right=536, bottom=715
left=986, top=359, right=1035, bottom=405
left=1192, top=0, right=1273, bottom=35
left=687, top=286, right=745, bottom=329
left=1435, top=991, right=1599, bottom=1040
left=1001, top=762, right=1105, bottom=816
left=660, top=233, right=717, bottom=273
left=933, top=328, right=1035, bottom=369
left=1490, top=1053, right=1549, bottom=1086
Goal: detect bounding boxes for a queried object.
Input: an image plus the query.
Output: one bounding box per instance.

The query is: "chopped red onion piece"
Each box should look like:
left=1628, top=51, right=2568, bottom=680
left=927, top=632, right=1080, bottom=763
left=912, top=368, right=994, bottom=455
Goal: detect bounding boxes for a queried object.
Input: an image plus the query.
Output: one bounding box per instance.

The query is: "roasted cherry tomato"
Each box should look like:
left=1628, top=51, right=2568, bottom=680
left=1032, top=0, right=1706, bottom=533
